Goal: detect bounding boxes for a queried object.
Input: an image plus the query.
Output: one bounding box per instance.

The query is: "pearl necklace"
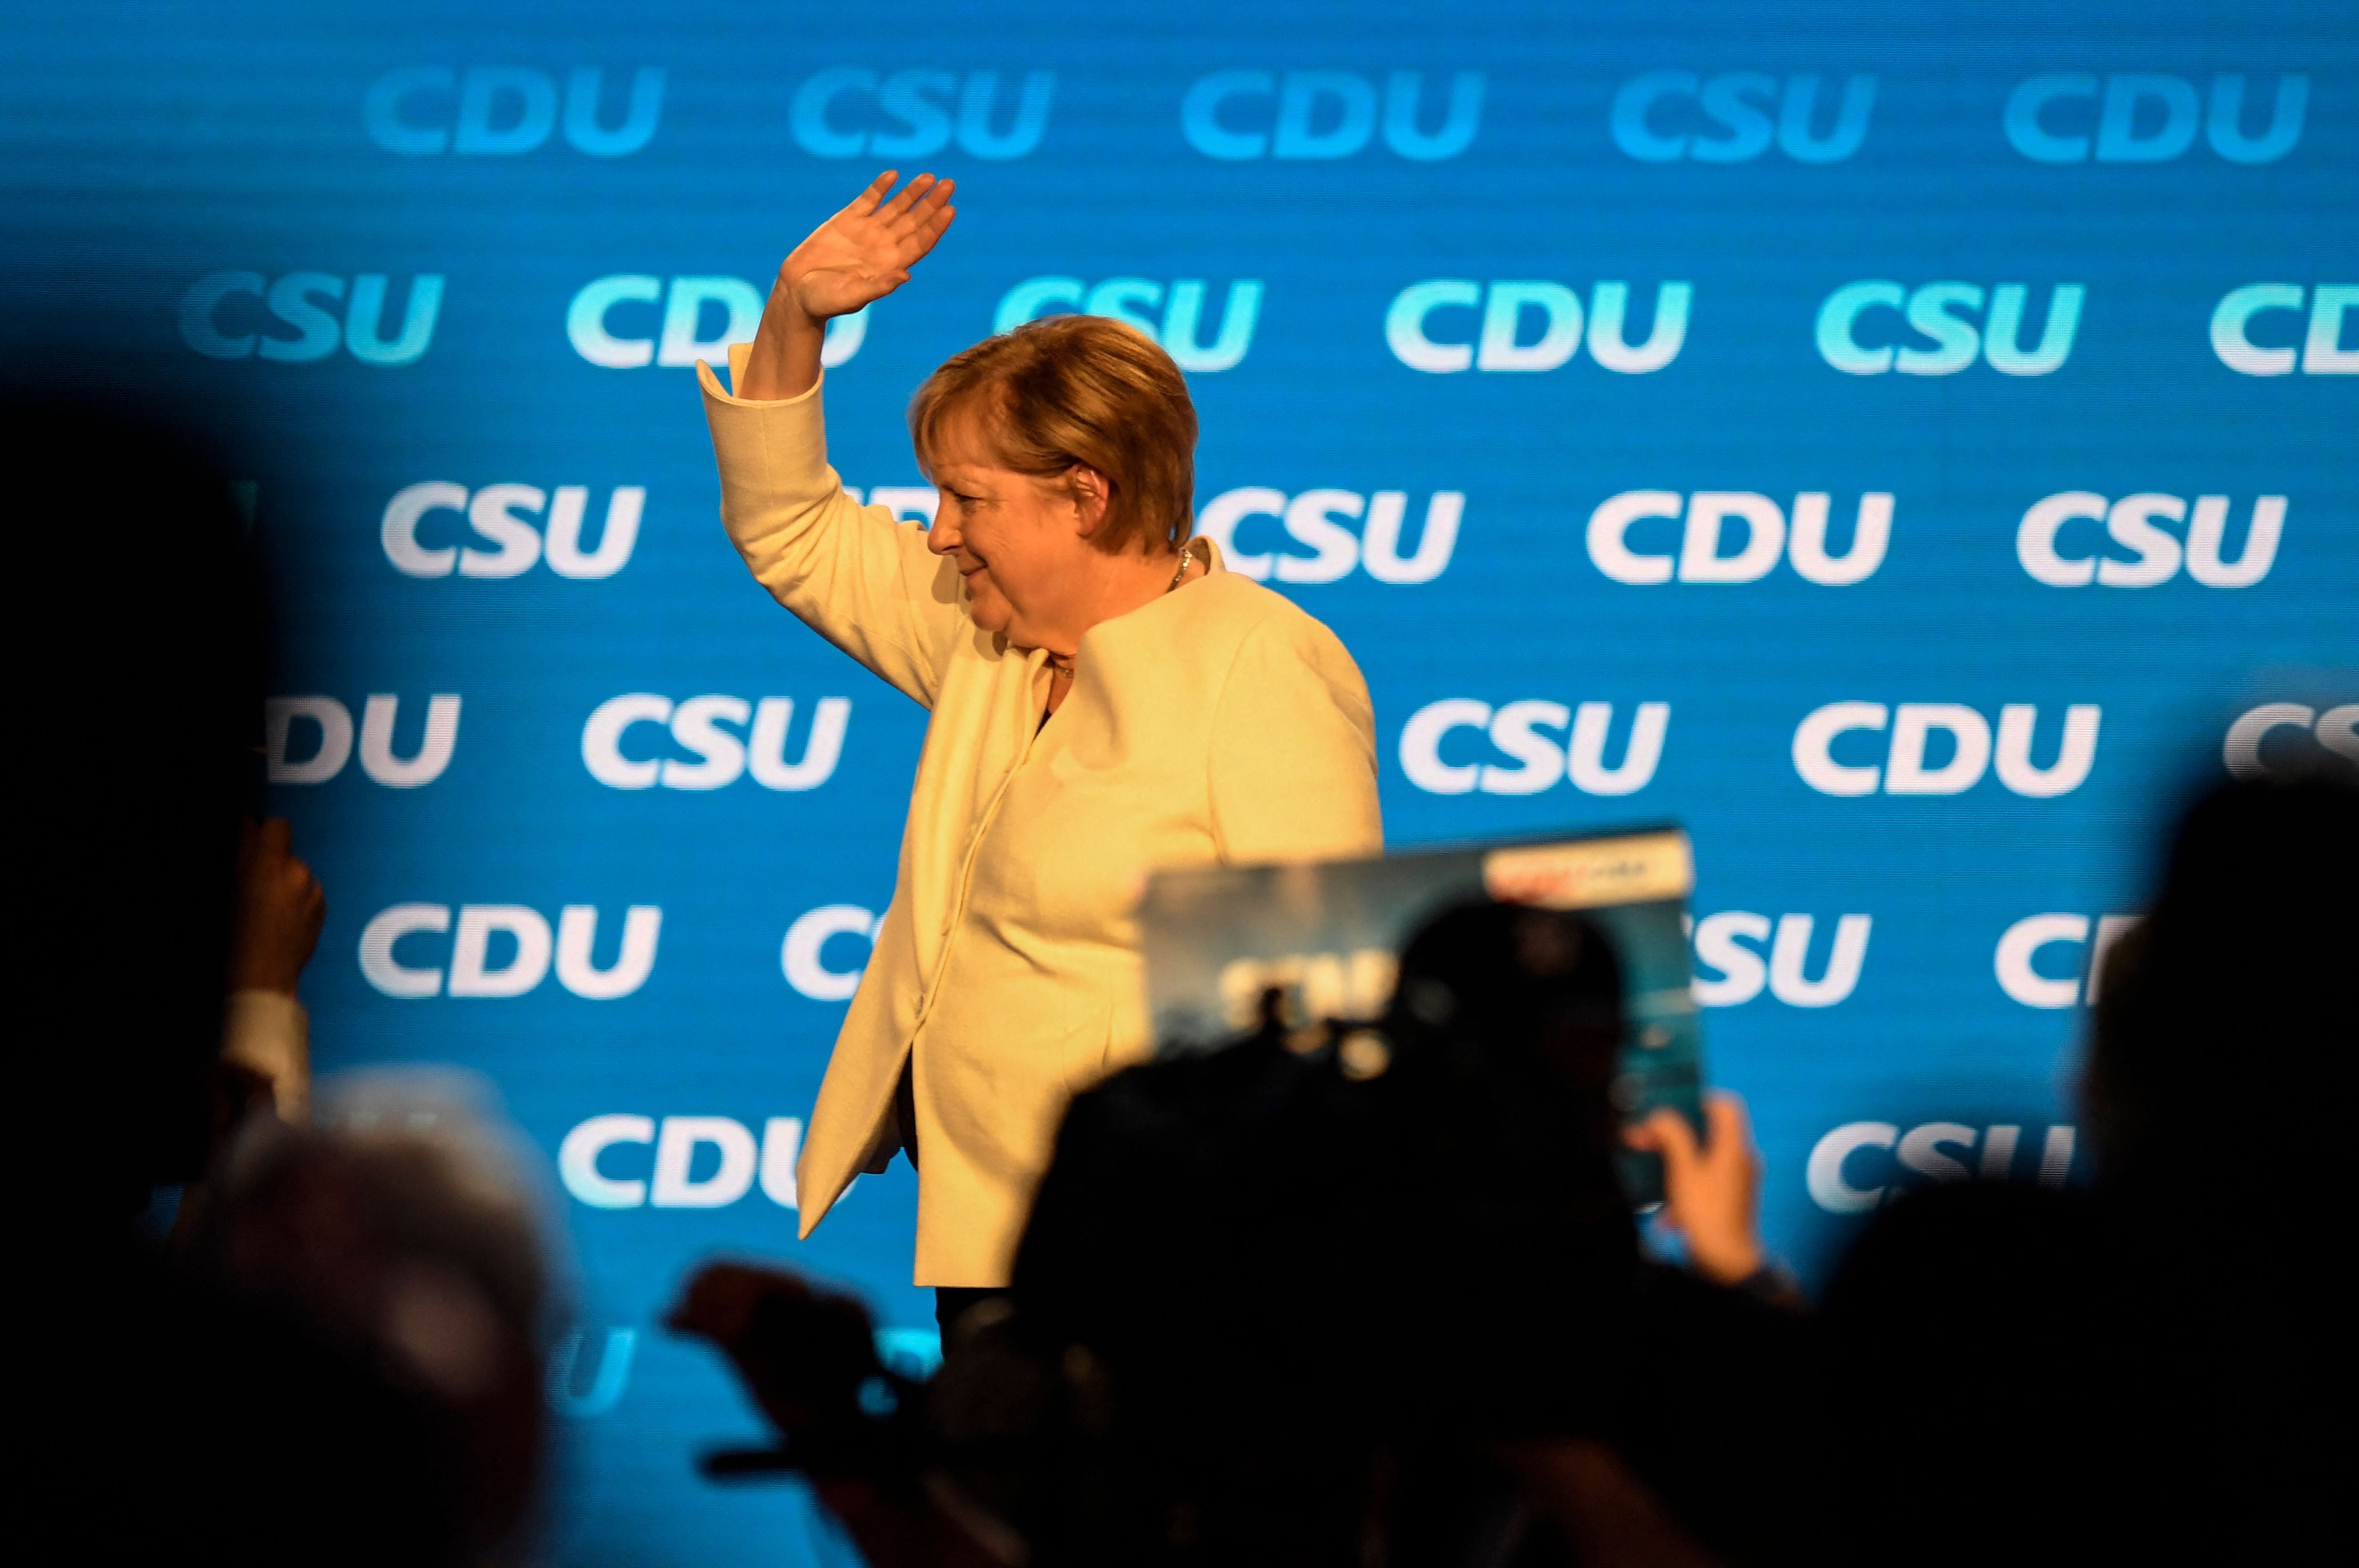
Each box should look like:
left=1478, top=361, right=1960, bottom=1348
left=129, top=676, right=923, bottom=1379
left=1049, top=547, right=1195, bottom=683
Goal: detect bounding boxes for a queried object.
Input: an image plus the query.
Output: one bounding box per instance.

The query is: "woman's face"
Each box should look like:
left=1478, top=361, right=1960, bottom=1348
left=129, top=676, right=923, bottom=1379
left=923, top=410, right=1096, bottom=646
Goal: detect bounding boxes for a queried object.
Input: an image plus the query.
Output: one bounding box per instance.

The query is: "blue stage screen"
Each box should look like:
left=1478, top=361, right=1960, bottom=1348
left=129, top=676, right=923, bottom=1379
left=5, top=3, right=2352, bottom=1561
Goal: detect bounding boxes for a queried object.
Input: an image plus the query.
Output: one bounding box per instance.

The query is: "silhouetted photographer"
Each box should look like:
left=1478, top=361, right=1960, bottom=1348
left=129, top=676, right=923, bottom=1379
left=675, top=900, right=1811, bottom=1566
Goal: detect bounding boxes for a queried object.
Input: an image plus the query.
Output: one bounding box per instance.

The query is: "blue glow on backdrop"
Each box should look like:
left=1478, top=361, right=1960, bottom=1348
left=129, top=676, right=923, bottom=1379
left=5, top=2, right=2353, bottom=1561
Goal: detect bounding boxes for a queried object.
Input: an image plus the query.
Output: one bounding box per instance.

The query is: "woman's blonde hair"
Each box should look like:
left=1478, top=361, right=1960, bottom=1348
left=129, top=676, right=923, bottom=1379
left=909, top=314, right=1197, bottom=555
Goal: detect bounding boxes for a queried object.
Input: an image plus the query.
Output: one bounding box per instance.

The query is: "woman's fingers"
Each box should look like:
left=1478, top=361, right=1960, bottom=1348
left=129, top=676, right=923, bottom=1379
left=802, top=172, right=954, bottom=298
left=877, top=171, right=937, bottom=221
left=899, top=203, right=957, bottom=263
left=878, top=181, right=955, bottom=265
left=905, top=183, right=956, bottom=234
left=881, top=175, right=953, bottom=234
left=843, top=170, right=898, bottom=217
left=893, top=186, right=949, bottom=239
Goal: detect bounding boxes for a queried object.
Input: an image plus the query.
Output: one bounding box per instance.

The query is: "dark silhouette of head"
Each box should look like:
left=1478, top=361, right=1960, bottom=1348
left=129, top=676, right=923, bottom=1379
left=1821, top=769, right=2358, bottom=1568
left=6, top=397, right=267, bottom=1222
left=2085, top=770, right=2357, bottom=1214
left=994, top=900, right=1641, bottom=1563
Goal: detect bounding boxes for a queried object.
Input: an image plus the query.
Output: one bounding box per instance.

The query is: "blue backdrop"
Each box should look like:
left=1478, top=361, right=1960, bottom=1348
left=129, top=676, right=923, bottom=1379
left=6, top=2, right=2354, bottom=1561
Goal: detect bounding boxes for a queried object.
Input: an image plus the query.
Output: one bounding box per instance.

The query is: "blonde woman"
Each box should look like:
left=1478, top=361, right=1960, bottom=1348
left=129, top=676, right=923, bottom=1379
left=699, top=172, right=1382, bottom=1323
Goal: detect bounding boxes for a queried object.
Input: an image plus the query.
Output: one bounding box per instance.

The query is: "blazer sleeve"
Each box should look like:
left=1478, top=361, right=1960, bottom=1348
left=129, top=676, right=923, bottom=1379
left=1205, top=617, right=1385, bottom=864
left=697, top=343, right=967, bottom=708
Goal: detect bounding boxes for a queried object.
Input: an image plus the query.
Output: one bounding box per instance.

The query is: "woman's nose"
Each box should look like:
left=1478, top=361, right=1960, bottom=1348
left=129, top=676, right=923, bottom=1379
left=926, top=517, right=960, bottom=555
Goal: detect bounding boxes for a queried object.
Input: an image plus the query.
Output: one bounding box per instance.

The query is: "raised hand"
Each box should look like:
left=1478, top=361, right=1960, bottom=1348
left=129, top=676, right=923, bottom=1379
left=738, top=171, right=956, bottom=399
left=782, top=171, right=957, bottom=323
left=228, top=817, right=326, bottom=996
left=1625, top=1091, right=1767, bottom=1286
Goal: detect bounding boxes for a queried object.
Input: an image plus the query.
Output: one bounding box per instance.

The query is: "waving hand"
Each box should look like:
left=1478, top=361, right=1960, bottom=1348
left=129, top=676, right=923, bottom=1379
left=785, top=171, right=957, bottom=321
left=738, top=171, right=957, bottom=399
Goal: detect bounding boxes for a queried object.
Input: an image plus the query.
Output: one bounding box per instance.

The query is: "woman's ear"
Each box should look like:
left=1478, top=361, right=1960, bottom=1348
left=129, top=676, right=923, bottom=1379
left=1067, top=465, right=1112, bottom=539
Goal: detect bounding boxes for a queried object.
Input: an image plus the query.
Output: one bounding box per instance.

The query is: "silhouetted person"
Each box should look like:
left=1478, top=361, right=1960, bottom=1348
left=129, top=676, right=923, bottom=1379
left=13, top=402, right=517, bottom=1566
left=678, top=901, right=1814, bottom=1566
left=1817, top=771, right=2357, bottom=1565
left=13, top=401, right=266, bottom=1226
left=191, top=1071, right=565, bottom=1563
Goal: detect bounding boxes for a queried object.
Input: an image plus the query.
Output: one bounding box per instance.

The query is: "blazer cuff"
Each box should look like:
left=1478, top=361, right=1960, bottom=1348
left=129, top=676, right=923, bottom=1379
left=695, top=339, right=826, bottom=406
left=699, top=350, right=843, bottom=514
